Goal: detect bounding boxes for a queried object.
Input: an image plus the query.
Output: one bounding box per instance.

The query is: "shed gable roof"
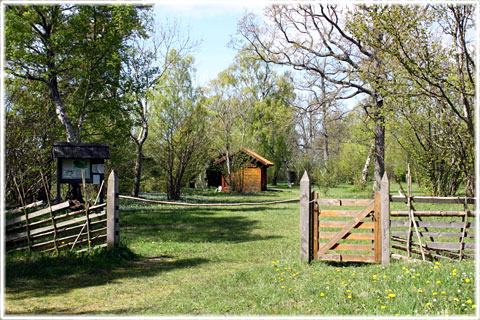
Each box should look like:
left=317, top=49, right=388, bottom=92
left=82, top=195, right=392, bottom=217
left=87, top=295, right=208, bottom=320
left=214, top=148, right=274, bottom=166
left=52, top=142, right=110, bottom=159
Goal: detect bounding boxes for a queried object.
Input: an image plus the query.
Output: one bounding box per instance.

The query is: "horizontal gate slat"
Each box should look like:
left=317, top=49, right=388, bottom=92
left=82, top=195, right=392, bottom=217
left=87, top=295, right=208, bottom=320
left=316, top=199, right=372, bottom=207
left=319, top=221, right=375, bottom=229
left=319, top=210, right=365, bottom=217
left=320, top=243, right=374, bottom=251
left=316, top=253, right=376, bottom=263
left=318, top=232, right=375, bottom=240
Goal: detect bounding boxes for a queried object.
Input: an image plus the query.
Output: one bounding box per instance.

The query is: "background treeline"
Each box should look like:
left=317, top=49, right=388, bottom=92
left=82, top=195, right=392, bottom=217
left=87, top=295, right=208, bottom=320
left=5, top=4, right=475, bottom=206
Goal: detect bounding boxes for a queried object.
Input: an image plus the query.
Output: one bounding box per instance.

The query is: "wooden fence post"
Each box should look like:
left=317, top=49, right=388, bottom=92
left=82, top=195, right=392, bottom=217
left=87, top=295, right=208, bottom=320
left=107, top=170, right=119, bottom=250
left=380, top=172, right=390, bottom=265
left=300, top=171, right=312, bottom=262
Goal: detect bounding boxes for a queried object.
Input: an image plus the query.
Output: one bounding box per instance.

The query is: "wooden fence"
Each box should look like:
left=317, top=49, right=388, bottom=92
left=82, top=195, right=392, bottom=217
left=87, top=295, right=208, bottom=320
left=390, top=195, right=475, bottom=261
left=300, top=172, right=391, bottom=264
left=6, top=171, right=119, bottom=253
left=300, top=170, right=475, bottom=263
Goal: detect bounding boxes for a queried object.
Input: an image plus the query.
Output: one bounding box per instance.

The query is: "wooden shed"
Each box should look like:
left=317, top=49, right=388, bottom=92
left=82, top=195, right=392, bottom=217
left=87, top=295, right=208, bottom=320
left=213, top=148, right=274, bottom=192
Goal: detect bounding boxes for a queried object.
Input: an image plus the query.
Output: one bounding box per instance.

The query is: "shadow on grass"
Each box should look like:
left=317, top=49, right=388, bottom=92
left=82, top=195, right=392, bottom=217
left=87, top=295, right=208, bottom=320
left=120, top=206, right=285, bottom=244
left=5, top=248, right=209, bottom=300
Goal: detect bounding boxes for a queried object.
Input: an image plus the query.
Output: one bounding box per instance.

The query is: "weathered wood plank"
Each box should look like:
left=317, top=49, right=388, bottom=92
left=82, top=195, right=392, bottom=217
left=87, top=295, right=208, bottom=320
left=319, top=210, right=363, bottom=217
left=391, top=243, right=458, bottom=261
left=107, top=170, right=120, bottom=250
left=7, top=218, right=106, bottom=247
left=10, top=227, right=107, bottom=251
left=316, top=199, right=372, bottom=207
left=390, top=195, right=475, bottom=204
left=316, top=201, right=374, bottom=257
left=318, top=232, right=375, bottom=241
left=299, top=171, right=311, bottom=262
left=6, top=201, right=44, bottom=216
left=380, top=172, right=390, bottom=265
left=391, top=211, right=475, bottom=217
left=44, top=234, right=107, bottom=253
left=312, top=191, right=319, bottom=261
left=319, top=221, right=375, bottom=229
left=374, top=191, right=381, bottom=263
left=392, top=231, right=475, bottom=238
left=319, top=243, right=374, bottom=251
left=316, top=254, right=376, bottom=263
left=6, top=203, right=106, bottom=232
left=6, top=212, right=106, bottom=242
left=390, top=220, right=475, bottom=229
left=6, top=201, right=71, bottom=226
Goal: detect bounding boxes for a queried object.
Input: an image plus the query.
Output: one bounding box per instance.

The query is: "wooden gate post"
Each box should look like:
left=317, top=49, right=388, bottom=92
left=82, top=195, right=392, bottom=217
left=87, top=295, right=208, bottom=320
left=300, top=171, right=312, bottom=262
left=380, top=172, right=390, bottom=264
left=107, top=170, right=119, bottom=249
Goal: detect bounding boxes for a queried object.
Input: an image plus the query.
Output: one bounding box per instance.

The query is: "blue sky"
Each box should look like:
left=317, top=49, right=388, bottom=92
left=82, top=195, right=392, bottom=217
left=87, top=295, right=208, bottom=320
left=153, top=2, right=265, bottom=86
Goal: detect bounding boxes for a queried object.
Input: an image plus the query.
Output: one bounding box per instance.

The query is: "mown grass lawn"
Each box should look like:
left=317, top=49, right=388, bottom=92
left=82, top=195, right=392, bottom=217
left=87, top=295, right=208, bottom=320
left=4, top=183, right=477, bottom=316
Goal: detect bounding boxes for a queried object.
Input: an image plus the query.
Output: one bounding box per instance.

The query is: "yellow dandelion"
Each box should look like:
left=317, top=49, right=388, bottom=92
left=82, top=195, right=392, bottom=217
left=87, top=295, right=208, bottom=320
left=416, top=273, right=420, bottom=276
left=441, top=291, right=446, bottom=295
left=351, top=273, right=355, bottom=277
left=433, top=292, right=438, bottom=296
left=347, top=295, right=352, bottom=299
left=426, top=280, right=430, bottom=284
left=320, top=293, right=325, bottom=297
left=281, top=285, right=285, bottom=289
left=472, top=305, right=476, bottom=309
left=377, top=298, right=380, bottom=302
left=434, top=266, right=439, bottom=269
left=436, top=280, right=441, bottom=284
left=412, top=276, right=416, bottom=279
left=402, top=266, right=406, bottom=270
left=466, top=279, right=471, bottom=283
left=381, top=305, right=386, bottom=309
left=289, top=288, right=292, bottom=290
left=405, top=270, right=410, bottom=274
left=435, top=261, right=440, bottom=265
left=454, top=298, right=459, bottom=302
left=418, top=289, right=423, bottom=293
left=346, top=289, right=351, bottom=293
left=61, top=241, right=65, bottom=244
left=373, top=275, right=377, bottom=280
left=467, top=300, right=473, bottom=304
left=383, top=275, right=387, bottom=279
left=426, top=303, right=431, bottom=307
left=389, top=294, right=397, bottom=298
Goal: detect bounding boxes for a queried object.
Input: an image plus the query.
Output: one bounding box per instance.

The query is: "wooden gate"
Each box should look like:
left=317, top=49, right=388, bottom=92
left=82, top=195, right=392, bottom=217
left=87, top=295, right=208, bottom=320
left=300, top=172, right=390, bottom=264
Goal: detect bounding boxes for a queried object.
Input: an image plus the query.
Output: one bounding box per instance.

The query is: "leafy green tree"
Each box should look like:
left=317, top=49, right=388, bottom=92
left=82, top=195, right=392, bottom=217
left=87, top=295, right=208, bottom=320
left=122, top=19, right=198, bottom=196
left=349, top=5, right=475, bottom=195
left=5, top=4, right=148, bottom=202
left=145, top=51, right=209, bottom=200
left=5, top=5, right=148, bottom=142
left=238, top=4, right=388, bottom=191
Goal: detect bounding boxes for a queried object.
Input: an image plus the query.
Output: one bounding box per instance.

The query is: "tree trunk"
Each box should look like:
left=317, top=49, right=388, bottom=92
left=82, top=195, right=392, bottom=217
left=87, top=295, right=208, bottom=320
left=361, top=144, right=374, bottom=187
left=284, top=160, right=292, bottom=188
left=132, top=143, right=143, bottom=197
left=50, top=74, right=76, bottom=143
left=373, top=97, right=385, bottom=192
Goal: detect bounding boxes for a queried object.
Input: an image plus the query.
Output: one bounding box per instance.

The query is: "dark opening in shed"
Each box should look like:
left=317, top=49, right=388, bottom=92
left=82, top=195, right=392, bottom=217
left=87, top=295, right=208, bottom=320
left=214, top=148, right=274, bottom=192
left=52, top=142, right=110, bottom=203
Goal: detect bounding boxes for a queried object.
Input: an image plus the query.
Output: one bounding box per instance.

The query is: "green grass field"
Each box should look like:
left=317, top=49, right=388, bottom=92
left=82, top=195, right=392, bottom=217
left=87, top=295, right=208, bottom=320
left=4, top=183, right=477, bottom=316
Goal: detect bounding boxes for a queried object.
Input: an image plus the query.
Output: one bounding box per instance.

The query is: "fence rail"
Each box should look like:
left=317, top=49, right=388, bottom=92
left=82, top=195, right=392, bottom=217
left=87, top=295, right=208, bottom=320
left=6, top=171, right=120, bottom=254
